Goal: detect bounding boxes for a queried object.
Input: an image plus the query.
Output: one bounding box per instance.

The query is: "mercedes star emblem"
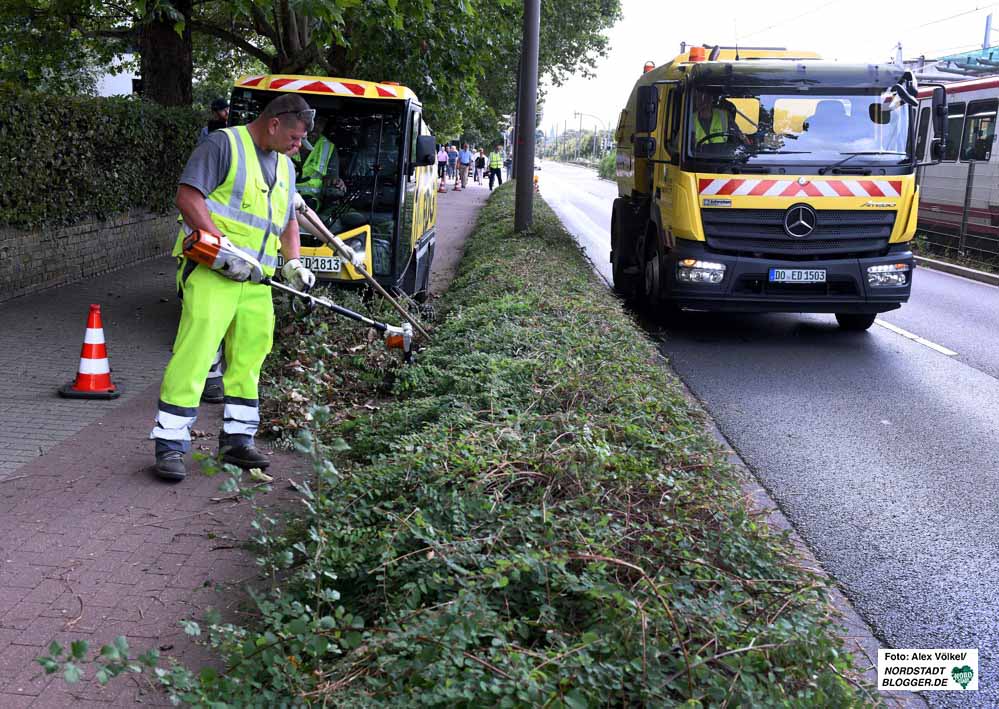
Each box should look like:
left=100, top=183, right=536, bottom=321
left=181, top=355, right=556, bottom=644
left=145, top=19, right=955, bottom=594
left=784, top=204, right=817, bottom=238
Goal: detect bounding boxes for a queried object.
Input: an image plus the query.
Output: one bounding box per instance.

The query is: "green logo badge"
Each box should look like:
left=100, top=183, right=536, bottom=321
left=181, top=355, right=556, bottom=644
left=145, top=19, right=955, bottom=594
left=951, top=665, right=974, bottom=689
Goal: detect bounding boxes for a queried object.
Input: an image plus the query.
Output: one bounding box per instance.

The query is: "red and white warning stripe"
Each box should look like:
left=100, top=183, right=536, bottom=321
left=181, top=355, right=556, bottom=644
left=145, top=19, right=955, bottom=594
left=698, top=178, right=902, bottom=198
left=238, top=76, right=399, bottom=98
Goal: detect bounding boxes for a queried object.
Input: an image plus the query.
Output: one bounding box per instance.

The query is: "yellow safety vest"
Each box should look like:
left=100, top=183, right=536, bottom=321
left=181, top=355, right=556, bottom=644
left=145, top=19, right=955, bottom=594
left=489, top=151, right=503, bottom=169
left=694, top=111, right=729, bottom=144
left=298, top=136, right=335, bottom=197
left=174, top=126, right=292, bottom=277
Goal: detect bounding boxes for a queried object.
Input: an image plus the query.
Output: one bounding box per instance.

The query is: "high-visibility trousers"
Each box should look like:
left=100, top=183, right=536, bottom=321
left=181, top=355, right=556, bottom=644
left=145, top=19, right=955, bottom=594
left=151, top=262, right=275, bottom=453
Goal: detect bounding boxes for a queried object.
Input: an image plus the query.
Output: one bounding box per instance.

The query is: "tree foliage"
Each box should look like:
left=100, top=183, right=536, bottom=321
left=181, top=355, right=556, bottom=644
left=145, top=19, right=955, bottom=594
left=4, top=0, right=620, bottom=137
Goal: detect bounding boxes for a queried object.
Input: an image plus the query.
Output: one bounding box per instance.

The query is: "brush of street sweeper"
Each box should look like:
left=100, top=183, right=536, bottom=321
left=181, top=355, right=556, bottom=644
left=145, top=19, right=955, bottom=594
left=182, top=229, right=414, bottom=362
left=292, top=193, right=431, bottom=341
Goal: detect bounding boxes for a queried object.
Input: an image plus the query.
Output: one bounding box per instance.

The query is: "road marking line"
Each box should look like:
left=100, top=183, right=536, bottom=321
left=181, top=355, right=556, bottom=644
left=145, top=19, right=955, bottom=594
left=875, top=319, right=958, bottom=356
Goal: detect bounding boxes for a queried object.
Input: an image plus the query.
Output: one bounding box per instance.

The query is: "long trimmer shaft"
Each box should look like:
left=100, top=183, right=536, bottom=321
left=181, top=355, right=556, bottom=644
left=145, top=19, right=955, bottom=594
left=264, top=277, right=413, bottom=360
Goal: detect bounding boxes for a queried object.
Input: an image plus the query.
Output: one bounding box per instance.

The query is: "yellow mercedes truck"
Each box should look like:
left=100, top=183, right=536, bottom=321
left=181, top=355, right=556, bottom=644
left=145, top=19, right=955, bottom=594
left=611, top=46, right=947, bottom=329
left=228, top=75, right=439, bottom=297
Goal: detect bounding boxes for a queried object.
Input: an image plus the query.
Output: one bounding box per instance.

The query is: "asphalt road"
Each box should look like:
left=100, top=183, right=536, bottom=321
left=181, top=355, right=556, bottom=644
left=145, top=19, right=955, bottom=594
left=541, top=159, right=999, bottom=707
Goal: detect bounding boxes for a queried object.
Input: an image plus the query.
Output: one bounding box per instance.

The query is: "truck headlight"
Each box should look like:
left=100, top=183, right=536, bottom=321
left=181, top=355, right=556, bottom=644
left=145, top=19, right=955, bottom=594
left=677, top=259, right=725, bottom=284
left=867, top=263, right=910, bottom=287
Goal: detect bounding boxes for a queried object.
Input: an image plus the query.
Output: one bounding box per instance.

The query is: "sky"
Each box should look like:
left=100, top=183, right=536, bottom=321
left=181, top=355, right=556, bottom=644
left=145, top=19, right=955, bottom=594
left=541, top=0, right=999, bottom=136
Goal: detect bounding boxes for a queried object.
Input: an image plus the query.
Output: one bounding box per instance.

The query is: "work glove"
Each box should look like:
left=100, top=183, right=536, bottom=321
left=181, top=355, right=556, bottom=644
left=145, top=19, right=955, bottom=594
left=282, top=258, right=316, bottom=291
left=216, top=251, right=264, bottom=283
left=349, top=248, right=366, bottom=270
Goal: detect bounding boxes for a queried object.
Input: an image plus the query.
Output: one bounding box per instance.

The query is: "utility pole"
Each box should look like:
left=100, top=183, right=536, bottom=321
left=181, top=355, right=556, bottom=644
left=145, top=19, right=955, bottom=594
left=514, top=0, right=540, bottom=232
left=576, top=112, right=583, bottom=160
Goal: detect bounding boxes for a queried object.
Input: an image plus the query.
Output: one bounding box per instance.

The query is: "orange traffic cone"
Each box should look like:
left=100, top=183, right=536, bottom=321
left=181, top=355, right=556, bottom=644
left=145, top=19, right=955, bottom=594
left=437, top=177, right=446, bottom=193
left=59, top=304, right=120, bottom=399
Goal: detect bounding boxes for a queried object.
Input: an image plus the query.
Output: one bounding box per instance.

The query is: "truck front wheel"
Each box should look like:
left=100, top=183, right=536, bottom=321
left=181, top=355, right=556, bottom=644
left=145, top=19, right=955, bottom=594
left=642, top=233, right=667, bottom=307
left=835, top=313, right=877, bottom=331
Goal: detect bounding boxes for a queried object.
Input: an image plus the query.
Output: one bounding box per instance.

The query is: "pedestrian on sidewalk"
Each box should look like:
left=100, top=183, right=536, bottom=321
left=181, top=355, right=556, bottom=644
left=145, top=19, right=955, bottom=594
left=488, top=144, right=504, bottom=190
left=436, top=144, right=447, bottom=181
left=197, top=98, right=229, bottom=145
left=447, top=144, right=458, bottom=182
left=457, top=142, right=473, bottom=189
left=474, top=149, right=486, bottom=184
left=150, top=94, right=316, bottom=482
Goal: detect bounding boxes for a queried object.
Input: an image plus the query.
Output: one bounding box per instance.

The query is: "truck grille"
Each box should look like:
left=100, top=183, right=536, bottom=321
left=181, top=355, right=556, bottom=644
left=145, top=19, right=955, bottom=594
left=701, top=208, right=895, bottom=259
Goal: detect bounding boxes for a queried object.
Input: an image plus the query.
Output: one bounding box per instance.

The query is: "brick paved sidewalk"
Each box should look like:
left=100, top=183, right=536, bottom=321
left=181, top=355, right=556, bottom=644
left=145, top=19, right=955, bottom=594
left=0, top=390, right=303, bottom=706
left=0, top=187, right=489, bottom=706
left=0, top=257, right=179, bottom=478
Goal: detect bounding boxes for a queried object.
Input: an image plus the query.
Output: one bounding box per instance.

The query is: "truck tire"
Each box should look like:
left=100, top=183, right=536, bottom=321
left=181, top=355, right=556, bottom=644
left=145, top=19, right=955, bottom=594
left=638, top=229, right=684, bottom=323
left=611, top=199, right=639, bottom=300
left=641, top=228, right=667, bottom=307
left=835, top=313, right=877, bottom=331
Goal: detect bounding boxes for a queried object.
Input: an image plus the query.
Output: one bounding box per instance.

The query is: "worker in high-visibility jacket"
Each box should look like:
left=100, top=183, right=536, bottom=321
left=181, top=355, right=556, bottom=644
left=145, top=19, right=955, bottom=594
left=488, top=144, right=504, bottom=191
left=693, top=93, right=744, bottom=146
left=297, top=133, right=346, bottom=200
left=150, top=93, right=317, bottom=482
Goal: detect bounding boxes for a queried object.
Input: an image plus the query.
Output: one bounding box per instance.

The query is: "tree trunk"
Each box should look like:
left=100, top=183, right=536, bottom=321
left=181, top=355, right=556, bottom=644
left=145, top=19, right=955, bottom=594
left=139, top=0, right=193, bottom=106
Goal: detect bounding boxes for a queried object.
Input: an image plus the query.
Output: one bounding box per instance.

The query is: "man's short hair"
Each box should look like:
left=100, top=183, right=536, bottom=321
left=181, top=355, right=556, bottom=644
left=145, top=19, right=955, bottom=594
left=261, top=94, right=313, bottom=127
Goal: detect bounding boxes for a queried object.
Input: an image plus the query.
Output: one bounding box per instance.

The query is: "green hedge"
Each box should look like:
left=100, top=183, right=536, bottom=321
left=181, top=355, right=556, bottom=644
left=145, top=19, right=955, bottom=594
left=0, top=86, right=200, bottom=227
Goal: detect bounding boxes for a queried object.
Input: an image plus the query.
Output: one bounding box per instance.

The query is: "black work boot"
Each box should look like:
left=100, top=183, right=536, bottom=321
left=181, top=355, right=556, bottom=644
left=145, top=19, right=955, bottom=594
left=218, top=442, right=271, bottom=470
left=154, top=450, right=187, bottom=482
left=201, top=377, right=224, bottom=404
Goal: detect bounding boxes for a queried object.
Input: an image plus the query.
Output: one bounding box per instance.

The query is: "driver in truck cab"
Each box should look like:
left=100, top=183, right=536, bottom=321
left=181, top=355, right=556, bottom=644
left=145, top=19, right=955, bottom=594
left=694, top=93, right=746, bottom=146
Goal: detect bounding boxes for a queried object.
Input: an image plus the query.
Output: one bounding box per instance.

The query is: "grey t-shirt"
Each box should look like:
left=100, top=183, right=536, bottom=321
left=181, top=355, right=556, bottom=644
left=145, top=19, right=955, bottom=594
left=179, top=129, right=297, bottom=230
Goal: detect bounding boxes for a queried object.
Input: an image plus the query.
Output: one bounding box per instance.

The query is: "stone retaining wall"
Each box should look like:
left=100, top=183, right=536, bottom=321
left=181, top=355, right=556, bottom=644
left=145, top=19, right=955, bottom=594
left=0, top=211, right=177, bottom=302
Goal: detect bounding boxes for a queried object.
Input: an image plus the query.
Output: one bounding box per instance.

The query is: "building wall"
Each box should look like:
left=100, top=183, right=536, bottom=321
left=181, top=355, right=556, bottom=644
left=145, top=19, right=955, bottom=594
left=0, top=211, right=177, bottom=303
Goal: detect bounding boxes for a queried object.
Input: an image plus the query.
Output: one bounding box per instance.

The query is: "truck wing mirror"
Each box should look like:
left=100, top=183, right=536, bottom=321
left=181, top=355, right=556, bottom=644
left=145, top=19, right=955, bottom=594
left=928, top=87, right=947, bottom=164
left=634, top=136, right=656, bottom=158
left=931, top=86, right=947, bottom=139
left=415, top=135, right=437, bottom=166
left=636, top=85, right=659, bottom=133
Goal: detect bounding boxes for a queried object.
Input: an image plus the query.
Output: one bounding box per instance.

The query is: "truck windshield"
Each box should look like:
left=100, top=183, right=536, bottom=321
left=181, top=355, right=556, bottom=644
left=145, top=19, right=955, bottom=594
left=687, top=87, right=911, bottom=169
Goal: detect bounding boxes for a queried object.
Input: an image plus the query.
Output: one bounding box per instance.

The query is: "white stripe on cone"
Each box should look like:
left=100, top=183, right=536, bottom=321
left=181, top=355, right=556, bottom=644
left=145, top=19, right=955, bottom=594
left=78, top=357, right=110, bottom=375
left=83, top=328, right=105, bottom=345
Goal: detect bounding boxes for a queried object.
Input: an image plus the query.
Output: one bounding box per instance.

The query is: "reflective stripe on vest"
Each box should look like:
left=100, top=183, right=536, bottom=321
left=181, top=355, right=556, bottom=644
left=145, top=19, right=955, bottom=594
left=489, top=152, right=503, bottom=168
left=695, top=111, right=728, bottom=144
left=173, top=126, right=292, bottom=276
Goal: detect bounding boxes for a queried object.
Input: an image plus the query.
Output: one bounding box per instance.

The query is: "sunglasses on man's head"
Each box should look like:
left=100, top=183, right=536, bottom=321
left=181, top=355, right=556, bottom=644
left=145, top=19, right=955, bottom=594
left=275, top=108, right=316, bottom=131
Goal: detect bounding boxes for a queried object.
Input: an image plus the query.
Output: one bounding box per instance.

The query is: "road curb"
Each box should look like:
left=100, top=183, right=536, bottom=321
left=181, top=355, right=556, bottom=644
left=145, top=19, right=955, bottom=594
left=915, top=255, right=999, bottom=287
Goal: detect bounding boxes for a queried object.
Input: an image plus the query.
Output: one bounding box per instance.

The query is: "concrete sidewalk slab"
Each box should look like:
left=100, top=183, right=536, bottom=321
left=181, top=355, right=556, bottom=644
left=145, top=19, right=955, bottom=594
left=430, top=180, right=491, bottom=295
left=0, top=184, right=489, bottom=705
